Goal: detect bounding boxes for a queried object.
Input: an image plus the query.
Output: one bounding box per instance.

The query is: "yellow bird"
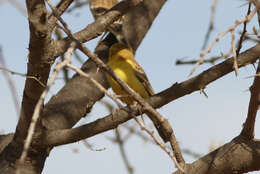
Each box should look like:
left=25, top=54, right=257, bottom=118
left=106, top=43, right=154, bottom=104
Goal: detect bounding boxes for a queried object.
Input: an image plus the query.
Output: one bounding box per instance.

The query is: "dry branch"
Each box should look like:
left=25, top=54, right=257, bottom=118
left=190, top=7, right=257, bottom=76
left=115, top=129, right=134, bottom=174
left=240, top=60, right=260, bottom=139
left=236, top=3, right=252, bottom=56
left=48, top=0, right=75, bottom=29
left=201, top=0, right=218, bottom=49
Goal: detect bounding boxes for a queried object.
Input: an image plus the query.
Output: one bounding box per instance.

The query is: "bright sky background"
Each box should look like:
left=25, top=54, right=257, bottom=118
left=0, top=0, right=260, bottom=173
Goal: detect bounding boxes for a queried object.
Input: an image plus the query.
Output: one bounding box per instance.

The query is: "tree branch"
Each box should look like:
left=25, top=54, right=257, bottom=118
left=236, top=2, right=252, bottom=56
left=240, top=60, right=260, bottom=139
left=122, top=0, right=167, bottom=51
left=0, top=134, right=14, bottom=153
left=43, top=105, right=140, bottom=146
left=15, top=0, right=53, bottom=142
left=48, top=0, right=75, bottom=30
left=115, top=129, right=134, bottom=174
left=173, top=136, right=260, bottom=174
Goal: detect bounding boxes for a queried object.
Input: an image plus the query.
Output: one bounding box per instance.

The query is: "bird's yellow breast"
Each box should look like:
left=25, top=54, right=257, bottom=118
left=106, top=56, right=149, bottom=105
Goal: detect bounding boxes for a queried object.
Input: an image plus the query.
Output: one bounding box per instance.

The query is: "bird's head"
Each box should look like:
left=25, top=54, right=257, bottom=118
left=109, top=43, right=133, bottom=59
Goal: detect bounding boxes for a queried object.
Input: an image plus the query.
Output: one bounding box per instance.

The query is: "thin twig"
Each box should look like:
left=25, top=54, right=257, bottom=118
left=67, top=64, right=123, bottom=108
left=115, top=129, right=134, bottom=174
left=123, top=124, right=151, bottom=142
left=236, top=3, right=252, bottom=56
left=201, top=0, right=218, bottom=50
left=176, top=51, right=231, bottom=65
left=82, top=139, right=106, bottom=151
left=55, top=28, right=70, bottom=82
left=190, top=7, right=257, bottom=76
left=252, top=0, right=260, bottom=27
left=48, top=0, right=74, bottom=29
left=0, top=66, right=59, bottom=87
left=231, top=29, right=238, bottom=75
left=134, top=117, right=184, bottom=173
left=123, top=125, right=201, bottom=159
left=0, top=67, right=26, bottom=77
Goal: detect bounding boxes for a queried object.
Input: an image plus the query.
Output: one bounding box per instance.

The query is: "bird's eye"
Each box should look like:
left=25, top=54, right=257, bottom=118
left=118, top=56, right=125, bottom=61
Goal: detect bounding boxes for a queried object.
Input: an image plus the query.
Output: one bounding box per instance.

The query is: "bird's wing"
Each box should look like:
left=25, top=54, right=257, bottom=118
left=132, top=59, right=155, bottom=96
